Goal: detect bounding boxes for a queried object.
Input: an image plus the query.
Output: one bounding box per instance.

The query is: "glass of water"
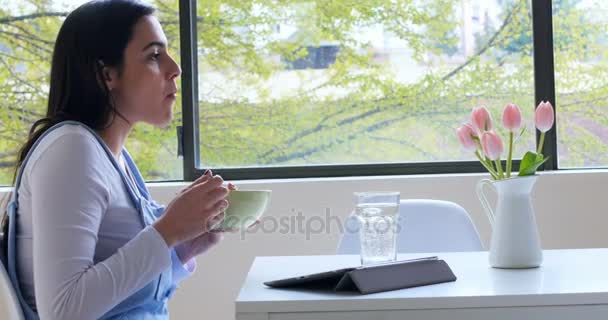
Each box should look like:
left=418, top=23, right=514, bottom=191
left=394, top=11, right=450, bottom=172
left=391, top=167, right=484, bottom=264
left=354, top=191, right=400, bottom=266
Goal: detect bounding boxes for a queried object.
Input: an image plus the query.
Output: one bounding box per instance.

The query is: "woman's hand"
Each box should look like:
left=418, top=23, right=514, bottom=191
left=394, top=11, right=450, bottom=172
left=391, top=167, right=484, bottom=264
left=174, top=227, right=225, bottom=263
left=152, top=169, right=228, bottom=248
left=174, top=217, right=261, bottom=263
left=162, top=178, right=259, bottom=262
left=173, top=181, right=237, bottom=262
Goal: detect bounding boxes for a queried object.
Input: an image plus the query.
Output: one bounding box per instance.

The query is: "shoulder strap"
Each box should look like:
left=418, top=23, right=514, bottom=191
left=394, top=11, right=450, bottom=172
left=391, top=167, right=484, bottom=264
left=121, top=149, right=153, bottom=201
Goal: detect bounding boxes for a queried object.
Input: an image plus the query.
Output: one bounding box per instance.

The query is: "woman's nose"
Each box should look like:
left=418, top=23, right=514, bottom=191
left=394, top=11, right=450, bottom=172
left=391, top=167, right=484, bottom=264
left=168, top=56, right=181, bottom=79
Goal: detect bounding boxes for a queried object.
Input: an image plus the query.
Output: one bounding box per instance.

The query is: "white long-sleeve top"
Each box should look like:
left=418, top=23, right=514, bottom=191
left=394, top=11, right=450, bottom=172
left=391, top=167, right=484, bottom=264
left=15, top=124, right=194, bottom=319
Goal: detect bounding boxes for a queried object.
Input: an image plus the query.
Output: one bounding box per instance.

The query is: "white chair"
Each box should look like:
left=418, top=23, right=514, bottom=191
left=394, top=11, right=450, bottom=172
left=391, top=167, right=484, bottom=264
left=337, top=199, right=483, bottom=254
left=0, top=260, right=25, bottom=320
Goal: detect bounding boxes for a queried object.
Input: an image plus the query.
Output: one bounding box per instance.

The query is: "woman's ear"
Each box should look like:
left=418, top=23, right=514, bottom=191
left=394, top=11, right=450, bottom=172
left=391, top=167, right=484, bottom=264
left=98, top=60, right=118, bottom=91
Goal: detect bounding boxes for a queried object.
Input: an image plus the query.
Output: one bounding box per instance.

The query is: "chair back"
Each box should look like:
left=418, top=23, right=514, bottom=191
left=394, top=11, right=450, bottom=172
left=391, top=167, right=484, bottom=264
left=337, top=199, right=483, bottom=254
left=0, top=258, right=25, bottom=320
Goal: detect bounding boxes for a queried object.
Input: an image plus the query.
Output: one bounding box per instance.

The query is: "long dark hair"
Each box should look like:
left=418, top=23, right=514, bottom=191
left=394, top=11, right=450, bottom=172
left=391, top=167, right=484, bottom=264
left=17, top=0, right=155, bottom=169
left=2, top=0, right=155, bottom=251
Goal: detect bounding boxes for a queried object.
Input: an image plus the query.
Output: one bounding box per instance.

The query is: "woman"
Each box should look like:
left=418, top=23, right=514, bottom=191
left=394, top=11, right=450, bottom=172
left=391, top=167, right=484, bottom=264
left=3, top=1, right=232, bottom=319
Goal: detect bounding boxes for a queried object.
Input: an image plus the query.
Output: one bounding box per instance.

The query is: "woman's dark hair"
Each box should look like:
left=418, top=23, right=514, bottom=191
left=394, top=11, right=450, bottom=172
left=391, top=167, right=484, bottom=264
left=15, top=0, right=156, bottom=171
left=1, top=0, right=155, bottom=253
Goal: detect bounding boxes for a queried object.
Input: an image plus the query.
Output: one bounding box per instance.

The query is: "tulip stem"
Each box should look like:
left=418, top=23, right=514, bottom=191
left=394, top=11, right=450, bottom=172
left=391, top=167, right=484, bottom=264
left=494, top=159, right=504, bottom=179
left=537, top=132, right=546, bottom=155
left=475, top=150, right=498, bottom=179
left=486, top=156, right=500, bottom=180
left=506, top=131, right=513, bottom=178
left=474, top=139, right=499, bottom=179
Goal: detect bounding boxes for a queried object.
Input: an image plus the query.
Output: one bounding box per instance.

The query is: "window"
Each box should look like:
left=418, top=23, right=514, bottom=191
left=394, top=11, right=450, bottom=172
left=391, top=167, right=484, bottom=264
left=1, top=0, right=603, bottom=183
left=0, top=0, right=182, bottom=184
left=554, top=0, right=608, bottom=168
left=192, top=0, right=534, bottom=179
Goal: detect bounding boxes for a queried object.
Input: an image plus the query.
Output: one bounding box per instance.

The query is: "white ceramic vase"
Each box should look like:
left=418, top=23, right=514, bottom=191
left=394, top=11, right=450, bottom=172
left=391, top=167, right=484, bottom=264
left=476, top=175, right=543, bottom=269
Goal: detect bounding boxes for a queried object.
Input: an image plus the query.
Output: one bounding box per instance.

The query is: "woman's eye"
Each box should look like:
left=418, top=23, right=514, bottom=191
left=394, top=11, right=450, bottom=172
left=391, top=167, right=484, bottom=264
left=149, top=52, right=161, bottom=61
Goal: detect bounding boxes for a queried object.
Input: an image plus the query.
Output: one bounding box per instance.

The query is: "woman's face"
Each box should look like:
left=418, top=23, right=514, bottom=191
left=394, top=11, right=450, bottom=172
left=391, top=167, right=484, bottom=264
left=107, top=15, right=181, bottom=127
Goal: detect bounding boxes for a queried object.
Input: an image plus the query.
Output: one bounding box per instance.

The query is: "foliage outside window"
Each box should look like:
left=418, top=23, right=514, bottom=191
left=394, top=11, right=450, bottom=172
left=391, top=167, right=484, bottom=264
left=0, top=0, right=607, bottom=185
left=196, top=0, right=536, bottom=169
left=0, top=0, right=183, bottom=184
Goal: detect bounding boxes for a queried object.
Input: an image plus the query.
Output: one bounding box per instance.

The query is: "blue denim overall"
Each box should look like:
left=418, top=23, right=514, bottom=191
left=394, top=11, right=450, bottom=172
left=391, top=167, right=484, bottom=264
left=4, top=121, right=176, bottom=319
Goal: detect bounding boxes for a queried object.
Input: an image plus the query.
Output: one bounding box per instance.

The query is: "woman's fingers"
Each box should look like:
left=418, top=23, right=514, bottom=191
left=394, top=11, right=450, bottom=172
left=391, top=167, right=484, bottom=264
left=248, top=220, right=261, bottom=229
left=213, top=219, right=260, bottom=233
left=204, top=201, right=228, bottom=231
left=215, top=210, right=226, bottom=221
left=206, top=200, right=228, bottom=221
left=191, top=175, right=225, bottom=195
left=208, top=211, right=226, bottom=226
left=158, top=170, right=234, bottom=245
left=214, top=199, right=229, bottom=214
left=201, top=187, right=228, bottom=211
left=195, top=169, right=213, bottom=185
left=179, top=169, right=212, bottom=195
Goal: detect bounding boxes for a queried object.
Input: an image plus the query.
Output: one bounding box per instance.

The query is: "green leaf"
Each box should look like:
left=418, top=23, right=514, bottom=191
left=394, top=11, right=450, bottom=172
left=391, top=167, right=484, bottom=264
left=518, top=151, right=549, bottom=176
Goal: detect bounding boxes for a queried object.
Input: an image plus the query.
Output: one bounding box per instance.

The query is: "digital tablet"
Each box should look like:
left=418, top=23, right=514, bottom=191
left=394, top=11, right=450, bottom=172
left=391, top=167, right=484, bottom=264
left=263, top=266, right=357, bottom=288
left=263, top=256, right=438, bottom=288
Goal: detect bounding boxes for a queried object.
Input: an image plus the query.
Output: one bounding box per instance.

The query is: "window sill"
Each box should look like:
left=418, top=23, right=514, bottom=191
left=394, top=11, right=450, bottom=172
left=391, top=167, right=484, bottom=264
left=2, top=168, right=608, bottom=194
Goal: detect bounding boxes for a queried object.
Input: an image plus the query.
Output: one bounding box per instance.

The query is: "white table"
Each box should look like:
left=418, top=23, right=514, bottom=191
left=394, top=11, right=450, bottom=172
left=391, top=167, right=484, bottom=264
left=235, top=249, right=608, bottom=320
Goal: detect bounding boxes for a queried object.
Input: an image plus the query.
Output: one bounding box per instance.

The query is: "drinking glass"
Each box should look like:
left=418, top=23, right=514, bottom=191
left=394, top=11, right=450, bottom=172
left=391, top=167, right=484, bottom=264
left=354, top=191, right=400, bottom=266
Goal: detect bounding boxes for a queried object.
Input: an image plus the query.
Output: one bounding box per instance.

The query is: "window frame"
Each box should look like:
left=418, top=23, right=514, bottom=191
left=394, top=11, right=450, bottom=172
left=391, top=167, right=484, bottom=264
left=179, top=0, right=556, bottom=181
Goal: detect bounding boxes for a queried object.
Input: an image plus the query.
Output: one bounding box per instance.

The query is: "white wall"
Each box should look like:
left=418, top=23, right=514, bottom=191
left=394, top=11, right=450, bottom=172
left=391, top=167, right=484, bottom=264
left=141, top=170, right=608, bottom=320
left=2, top=171, right=605, bottom=318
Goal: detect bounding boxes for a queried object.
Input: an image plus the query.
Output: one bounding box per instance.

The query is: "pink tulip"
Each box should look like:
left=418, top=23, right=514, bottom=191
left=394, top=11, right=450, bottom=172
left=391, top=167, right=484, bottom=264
left=456, top=123, right=477, bottom=150
left=471, top=106, right=493, bottom=134
left=535, top=101, right=554, bottom=132
left=481, top=131, right=503, bottom=160
left=502, top=103, right=522, bottom=131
